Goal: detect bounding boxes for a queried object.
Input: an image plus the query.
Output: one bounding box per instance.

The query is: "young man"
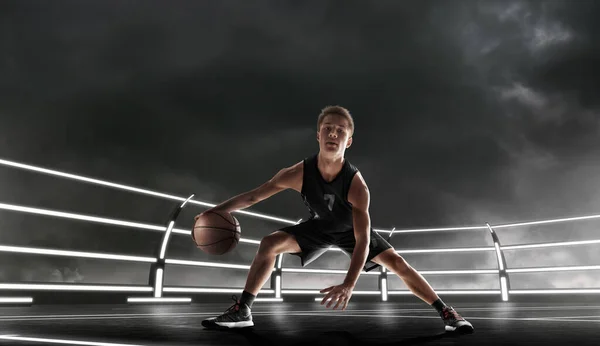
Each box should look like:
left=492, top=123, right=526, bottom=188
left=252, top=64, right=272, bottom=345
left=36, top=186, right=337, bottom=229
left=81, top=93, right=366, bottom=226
left=197, top=106, right=474, bottom=333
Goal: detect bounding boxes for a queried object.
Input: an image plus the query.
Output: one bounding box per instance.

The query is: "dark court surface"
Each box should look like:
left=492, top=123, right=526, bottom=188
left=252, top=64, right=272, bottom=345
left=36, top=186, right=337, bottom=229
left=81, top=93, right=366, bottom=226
left=0, top=301, right=599, bottom=346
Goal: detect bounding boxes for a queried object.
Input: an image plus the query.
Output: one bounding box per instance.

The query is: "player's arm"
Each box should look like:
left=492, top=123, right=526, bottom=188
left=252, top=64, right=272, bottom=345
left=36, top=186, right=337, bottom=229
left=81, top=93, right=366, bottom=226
left=343, top=172, right=371, bottom=287
left=198, top=161, right=303, bottom=216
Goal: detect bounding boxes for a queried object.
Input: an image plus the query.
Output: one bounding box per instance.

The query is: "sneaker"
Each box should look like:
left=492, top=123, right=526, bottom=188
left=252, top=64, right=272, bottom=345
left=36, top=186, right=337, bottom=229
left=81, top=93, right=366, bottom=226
left=440, top=306, right=474, bottom=333
left=201, top=295, right=254, bottom=329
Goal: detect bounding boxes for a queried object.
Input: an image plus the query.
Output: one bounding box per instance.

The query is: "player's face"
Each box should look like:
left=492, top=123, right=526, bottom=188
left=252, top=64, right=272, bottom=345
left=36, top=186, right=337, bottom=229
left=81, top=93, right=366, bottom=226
left=317, top=114, right=353, bottom=155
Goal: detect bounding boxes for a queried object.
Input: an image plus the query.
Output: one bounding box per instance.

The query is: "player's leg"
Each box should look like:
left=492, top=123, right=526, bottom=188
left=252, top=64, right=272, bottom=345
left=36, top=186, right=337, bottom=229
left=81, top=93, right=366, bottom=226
left=371, top=248, right=438, bottom=304
left=201, top=230, right=301, bottom=329
left=243, top=231, right=302, bottom=295
left=371, top=248, right=474, bottom=333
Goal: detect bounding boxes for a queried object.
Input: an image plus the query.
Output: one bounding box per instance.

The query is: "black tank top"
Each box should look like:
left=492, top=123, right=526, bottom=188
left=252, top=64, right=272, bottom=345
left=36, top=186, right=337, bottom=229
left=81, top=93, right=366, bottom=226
left=300, top=154, right=359, bottom=230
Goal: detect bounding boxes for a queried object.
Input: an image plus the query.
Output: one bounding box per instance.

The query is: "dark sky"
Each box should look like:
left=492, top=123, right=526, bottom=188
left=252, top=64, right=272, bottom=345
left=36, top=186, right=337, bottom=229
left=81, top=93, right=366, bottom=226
left=1, top=0, right=599, bottom=290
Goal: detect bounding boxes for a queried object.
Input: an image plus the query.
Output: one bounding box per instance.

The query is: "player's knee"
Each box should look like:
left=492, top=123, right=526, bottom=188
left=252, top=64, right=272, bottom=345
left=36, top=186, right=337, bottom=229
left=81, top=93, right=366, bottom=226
left=257, top=233, right=283, bottom=255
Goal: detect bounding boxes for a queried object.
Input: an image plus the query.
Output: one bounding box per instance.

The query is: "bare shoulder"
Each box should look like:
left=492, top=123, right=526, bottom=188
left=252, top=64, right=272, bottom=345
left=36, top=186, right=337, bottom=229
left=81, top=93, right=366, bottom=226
left=348, top=172, right=370, bottom=210
left=272, top=161, right=303, bottom=192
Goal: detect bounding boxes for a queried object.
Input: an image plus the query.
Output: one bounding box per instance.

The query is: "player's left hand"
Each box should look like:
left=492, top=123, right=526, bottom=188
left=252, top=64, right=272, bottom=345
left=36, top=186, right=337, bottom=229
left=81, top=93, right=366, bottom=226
left=320, top=282, right=354, bottom=310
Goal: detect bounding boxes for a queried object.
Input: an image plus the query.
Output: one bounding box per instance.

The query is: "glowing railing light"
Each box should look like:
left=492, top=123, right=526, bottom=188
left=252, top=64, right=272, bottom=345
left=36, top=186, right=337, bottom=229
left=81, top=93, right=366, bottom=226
left=494, top=243, right=505, bottom=270
left=0, top=158, right=296, bottom=225
left=162, top=287, right=274, bottom=294
left=170, top=229, right=261, bottom=244
left=154, top=268, right=163, bottom=298
left=0, top=202, right=164, bottom=231
left=381, top=278, right=388, bottom=302
left=500, top=277, right=508, bottom=301
left=510, top=289, right=600, bottom=294
left=284, top=290, right=381, bottom=295
left=0, top=284, right=152, bottom=292
left=419, top=269, right=498, bottom=275
left=507, top=265, right=600, bottom=273
left=281, top=268, right=496, bottom=275
left=502, top=239, right=600, bottom=250
left=375, top=226, right=488, bottom=234
left=0, top=245, right=156, bottom=263
left=0, top=202, right=261, bottom=246
left=275, top=276, right=281, bottom=298
left=492, top=214, right=600, bottom=229
left=0, top=334, right=147, bottom=346
left=159, top=221, right=175, bottom=260
left=397, top=247, right=494, bottom=254
left=281, top=268, right=379, bottom=275
left=388, top=290, right=501, bottom=295
left=127, top=297, right=191, bottom=303
left=4, top=157, right=600, bottom=303
left=255, top=298, right=283, bottom=302
left=0, top=297, right=33, bottom=304
left=165, top=258, right=265, bottom=271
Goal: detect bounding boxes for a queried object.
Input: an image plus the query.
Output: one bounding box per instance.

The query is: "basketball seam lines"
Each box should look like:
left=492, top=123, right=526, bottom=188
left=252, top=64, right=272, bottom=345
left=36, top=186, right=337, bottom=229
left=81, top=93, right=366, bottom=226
left=205, top=210, right=237, bottom=226
left=193, top=226, right=241, bottom=234
left=196, top=237, right=238, bottom=247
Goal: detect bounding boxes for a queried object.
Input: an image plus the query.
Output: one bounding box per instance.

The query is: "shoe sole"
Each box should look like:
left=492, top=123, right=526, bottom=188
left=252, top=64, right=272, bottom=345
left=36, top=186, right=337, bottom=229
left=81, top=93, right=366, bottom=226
left=445, top=324, right=474, bottom=334
left=215, top=321, right=254, bottom=328
left=202, top=319, right=254, bottom=329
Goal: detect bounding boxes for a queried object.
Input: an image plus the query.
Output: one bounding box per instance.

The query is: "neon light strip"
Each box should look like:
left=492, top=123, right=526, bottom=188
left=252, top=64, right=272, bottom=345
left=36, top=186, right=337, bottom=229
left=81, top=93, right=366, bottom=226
left=165, top=258, right=265, bottom=270
left=500, top=277, right=508, bottom=301
left=275, top=276, right=281, bottom=298
left=6, top=157, right=600, bottom=234
left=502, top=239, right=600, bottom=250
left=281, top=268, right=379, bottom=275
left=276, top=254, right=283, bottom=269
left=0, top=202, right=262, bottom=245
left=493, top=214, right=600, bottom=229
left=419, top=269, right=498, bottom=275
left=494, top=243, right=505, bottom=270
left=127, top=297, right=191, bottom=303
left=281, top=268, right=496, bottom=275
left=0, top=334, right=147, bottom=346
left=0, top=284, right=152, bottom=292
left=507, top=265, right=600, bottom=273
left=375, top=226, right=487, bottom=234
left=162, top=287, right=274, bottom=294
left=171, top=228, right=261, bottom=244
left=159, top=221, right=175, bottom=260
left=388, top=290, right=501, bottom=295
left=510, top=289, right=600, bottom=294
left=282, top=290, right=381, bottom=295
left=0, top=245, right=156, bottom=263
left=255, top=298, right=283, bottom=302
left=154, top=268, right=163, bottom=298
left=0, top=202, right=164, bottom=231
left=0, top=158, right=295, bottom=225
left=381, top=278, right=388, bottom=302
left=397, top=247, right=494, bottom=254
left=0, top=297, right=32, bottom=303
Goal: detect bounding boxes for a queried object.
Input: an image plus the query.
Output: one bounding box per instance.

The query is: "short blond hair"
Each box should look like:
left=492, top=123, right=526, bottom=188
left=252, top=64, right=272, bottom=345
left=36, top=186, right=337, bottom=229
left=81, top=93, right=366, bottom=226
left=317, top=105, right=354, bottom=135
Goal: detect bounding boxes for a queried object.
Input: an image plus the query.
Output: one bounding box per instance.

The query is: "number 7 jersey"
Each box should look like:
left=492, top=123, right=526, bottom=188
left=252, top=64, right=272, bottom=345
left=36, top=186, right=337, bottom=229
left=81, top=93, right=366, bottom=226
left=300, top=154, right=359, bottom=230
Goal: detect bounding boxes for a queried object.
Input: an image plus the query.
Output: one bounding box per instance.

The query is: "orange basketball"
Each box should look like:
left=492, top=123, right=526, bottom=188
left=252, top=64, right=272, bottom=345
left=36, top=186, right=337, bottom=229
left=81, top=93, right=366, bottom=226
left=192, top=210, right=241, bottom=255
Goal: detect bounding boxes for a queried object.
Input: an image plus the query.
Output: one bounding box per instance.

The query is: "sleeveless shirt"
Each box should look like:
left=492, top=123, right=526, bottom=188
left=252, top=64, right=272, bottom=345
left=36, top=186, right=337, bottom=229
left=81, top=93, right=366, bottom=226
left=300, top=154, right=359, bottom=230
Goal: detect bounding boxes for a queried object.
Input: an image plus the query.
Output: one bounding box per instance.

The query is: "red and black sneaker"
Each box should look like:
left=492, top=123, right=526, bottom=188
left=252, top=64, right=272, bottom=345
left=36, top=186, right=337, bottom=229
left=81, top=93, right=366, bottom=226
left=440, top=306, right=474, bottom=333
left=201, top=295, right=253, bottom=329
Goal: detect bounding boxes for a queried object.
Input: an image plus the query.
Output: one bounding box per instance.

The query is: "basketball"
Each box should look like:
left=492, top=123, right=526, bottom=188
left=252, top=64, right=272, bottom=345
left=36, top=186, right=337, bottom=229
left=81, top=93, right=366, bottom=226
left=192, top=210, right=241, bottom=255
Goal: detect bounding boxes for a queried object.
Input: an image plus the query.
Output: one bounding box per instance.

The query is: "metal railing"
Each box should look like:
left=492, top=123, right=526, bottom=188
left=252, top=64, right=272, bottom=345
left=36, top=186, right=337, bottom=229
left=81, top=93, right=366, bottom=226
left=1, top=157, right=600, bottom=304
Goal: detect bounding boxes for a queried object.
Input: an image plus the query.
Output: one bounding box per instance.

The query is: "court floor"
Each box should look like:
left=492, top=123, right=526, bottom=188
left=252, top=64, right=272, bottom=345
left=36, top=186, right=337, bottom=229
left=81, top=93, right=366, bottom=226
left=0, top=301, right=598, bottom=346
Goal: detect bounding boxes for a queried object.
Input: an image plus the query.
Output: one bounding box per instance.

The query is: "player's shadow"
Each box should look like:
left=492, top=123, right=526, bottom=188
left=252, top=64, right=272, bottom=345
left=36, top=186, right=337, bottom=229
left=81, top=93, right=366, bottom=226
left=291, top=330, right=460, bottom=346
left=203, top=328, right=463, bottom=346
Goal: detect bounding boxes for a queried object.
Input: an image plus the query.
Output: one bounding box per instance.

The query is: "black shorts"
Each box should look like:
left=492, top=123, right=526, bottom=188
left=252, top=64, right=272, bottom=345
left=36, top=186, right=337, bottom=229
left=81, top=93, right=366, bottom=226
left=279, top=218, right=393, bottom=272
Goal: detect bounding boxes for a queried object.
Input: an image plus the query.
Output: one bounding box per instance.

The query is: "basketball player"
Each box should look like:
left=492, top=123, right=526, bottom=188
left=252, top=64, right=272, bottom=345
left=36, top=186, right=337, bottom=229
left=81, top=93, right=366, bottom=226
left=197, top=106, right=474, bottom=333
